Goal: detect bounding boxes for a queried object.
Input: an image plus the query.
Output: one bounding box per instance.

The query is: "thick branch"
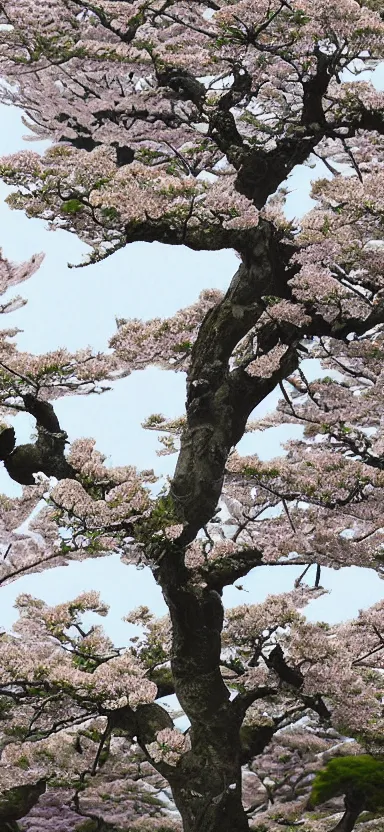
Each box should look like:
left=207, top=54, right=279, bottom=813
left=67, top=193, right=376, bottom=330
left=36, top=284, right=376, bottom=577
left=171, top=223, right=298, bottom=542
left=239, top=722, right=276, bottom=765
left=265, top=644, right=330, bottom=720
left=2, top=394, right=75, bottom=485
left=235, top=102, right=384, bottom=208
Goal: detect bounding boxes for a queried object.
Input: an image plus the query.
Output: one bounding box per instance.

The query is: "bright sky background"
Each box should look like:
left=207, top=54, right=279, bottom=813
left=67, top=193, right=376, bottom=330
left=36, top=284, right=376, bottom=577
left=0, top=59, right=383, bottom=645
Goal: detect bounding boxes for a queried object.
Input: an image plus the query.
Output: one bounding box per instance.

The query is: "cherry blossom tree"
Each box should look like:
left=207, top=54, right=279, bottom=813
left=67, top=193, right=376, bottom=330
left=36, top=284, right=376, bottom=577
left=0, top=2, right=383, bottom=831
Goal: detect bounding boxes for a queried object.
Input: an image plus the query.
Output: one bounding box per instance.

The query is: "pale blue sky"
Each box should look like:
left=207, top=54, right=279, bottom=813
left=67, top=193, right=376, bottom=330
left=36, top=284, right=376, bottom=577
left=0, top=72, right=383, bottom=641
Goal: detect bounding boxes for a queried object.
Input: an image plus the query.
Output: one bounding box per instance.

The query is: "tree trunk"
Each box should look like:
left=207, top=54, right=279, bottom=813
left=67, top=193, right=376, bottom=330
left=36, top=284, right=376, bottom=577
left=168, top=714, right=249, bottom=832
left=331, top=792, right=364, bottom=832
left=156, top=553, right=250, bottom=832
left=331, top=809, right=361, bottom=832
left=171, top=774, right=250, bottom=832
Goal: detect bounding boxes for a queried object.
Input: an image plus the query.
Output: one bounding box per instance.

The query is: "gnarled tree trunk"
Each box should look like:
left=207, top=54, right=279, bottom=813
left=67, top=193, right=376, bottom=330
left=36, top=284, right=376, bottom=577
left=156, top=548, right=250, bottom=832
left=169, top=702, right=249, bottom=832
left=171, top=773, right=250, bottom=832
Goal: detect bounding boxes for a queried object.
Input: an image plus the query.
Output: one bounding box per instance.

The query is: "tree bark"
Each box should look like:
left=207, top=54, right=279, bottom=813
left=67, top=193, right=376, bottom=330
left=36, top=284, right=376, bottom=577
left=171, top=223, right=300, bottom=542
left=156, top=548, right=251, bottom=832
left=331, top=792, right=364, bottom=832
left=331, top=812, right=360, bottom=832
left=171, top=773, right=250, bottom=832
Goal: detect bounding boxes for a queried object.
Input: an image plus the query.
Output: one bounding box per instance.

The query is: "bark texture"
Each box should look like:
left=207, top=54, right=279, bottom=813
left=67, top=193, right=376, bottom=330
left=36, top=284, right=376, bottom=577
left=160, top=568, right=249, bottom=832
left=331, top=792, right=364, bottom=832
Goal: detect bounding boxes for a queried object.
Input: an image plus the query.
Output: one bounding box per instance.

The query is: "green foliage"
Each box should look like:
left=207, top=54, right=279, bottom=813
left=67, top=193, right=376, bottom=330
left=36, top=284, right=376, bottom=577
left=14, top=756, right=30, bottom=770
left=143, top=413, right=166, bottom=427
left=149, top=664, right=173, bottom=690
left=0, top=695, right=12, bottom=717
left=147, top=493, right=178, bottom=531
left=101, top=206, right=119, bottom=220
left=0, top=780, right=46, bottom=822
left=321, top=216, right=331, bottom=235
left=75, top=822, right=98, bottom=832
left=243, top=464, right=280, bottom=479
left=310, top=755, right=384, bottom=811
left=3, top=724, right=28, bottom=740
left=172, top=341, right=193, bottom=353
left=61, top=199, right=84, bottom=214
left=92, top=177, right=111, bottom=189
left=262, top=295, right=280, bottom=305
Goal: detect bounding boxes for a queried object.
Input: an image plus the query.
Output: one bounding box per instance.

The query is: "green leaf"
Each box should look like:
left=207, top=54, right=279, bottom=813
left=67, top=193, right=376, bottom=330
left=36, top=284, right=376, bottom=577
left=61, top=199, right=84, bottom=215
left=310, top=755, right=384, bottom=812
left=100, top=206, right=119, bottom=220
